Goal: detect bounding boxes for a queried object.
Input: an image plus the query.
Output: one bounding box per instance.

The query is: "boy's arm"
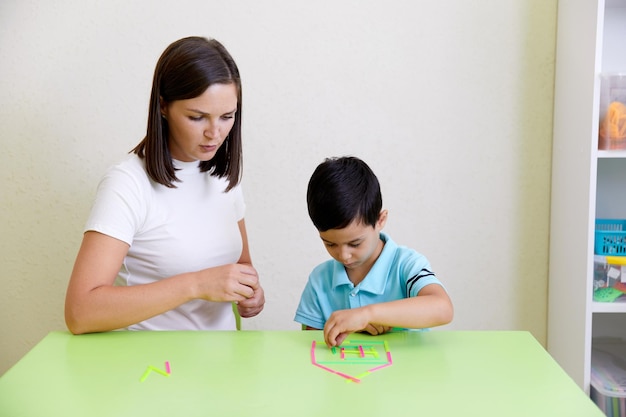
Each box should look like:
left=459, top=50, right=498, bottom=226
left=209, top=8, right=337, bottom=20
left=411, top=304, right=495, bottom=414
left=323, top=284, right=453, bottom=347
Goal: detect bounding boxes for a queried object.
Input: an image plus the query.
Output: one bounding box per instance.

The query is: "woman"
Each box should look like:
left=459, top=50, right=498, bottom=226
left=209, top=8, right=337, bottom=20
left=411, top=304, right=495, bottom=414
left=65, top=37, right=264, bottom=334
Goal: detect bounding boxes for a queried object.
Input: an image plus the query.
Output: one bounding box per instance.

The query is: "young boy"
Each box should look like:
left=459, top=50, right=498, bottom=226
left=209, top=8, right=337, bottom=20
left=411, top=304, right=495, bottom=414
left=294, top=156, right=453, bottom=347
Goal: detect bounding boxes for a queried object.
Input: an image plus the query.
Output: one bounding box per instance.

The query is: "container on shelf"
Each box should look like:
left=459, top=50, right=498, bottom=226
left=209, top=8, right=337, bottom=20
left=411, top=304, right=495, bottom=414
left=594, top=255, right=626, bottom=302
left=599, top=73, right=626, bottom=150
left=595, top=219, right=626, bottom=256
left=591, top=342, right=626, bottom=416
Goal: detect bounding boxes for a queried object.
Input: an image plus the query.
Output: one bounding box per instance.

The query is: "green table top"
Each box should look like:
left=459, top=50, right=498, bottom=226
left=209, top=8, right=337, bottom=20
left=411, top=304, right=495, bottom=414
left=0, top=330, right=603, bottom=417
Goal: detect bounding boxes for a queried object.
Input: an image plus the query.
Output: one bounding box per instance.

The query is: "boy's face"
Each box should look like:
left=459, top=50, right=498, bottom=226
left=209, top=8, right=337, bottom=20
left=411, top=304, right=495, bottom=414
left=318, top=210, right=388, bottom=278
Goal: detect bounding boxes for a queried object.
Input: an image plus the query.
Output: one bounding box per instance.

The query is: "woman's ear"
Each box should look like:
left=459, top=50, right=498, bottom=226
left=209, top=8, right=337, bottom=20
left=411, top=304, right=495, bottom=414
left=159, top=96, right=167, bottom=118
left=376, top=209, right=388, bottom=231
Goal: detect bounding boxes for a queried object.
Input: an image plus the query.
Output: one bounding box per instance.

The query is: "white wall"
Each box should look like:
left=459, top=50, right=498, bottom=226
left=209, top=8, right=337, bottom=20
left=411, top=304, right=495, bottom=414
left=0, top=0, right=557, bottom=374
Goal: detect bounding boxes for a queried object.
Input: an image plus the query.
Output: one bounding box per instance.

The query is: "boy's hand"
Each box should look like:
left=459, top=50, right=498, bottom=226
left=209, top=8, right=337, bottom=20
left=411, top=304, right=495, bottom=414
left=362, top=323, right=392, bottom=336
left=323, top=308, right=391, bottom=347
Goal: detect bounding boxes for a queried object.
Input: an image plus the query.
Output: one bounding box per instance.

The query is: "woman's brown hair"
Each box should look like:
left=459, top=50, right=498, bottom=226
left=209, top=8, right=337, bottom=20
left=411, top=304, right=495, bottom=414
left=132, top=37, right=243, bottom=190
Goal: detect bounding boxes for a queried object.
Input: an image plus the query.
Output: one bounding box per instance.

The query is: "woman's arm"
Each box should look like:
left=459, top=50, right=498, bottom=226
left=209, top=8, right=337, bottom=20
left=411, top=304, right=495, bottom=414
left=65, top=219, right=261, bottom=334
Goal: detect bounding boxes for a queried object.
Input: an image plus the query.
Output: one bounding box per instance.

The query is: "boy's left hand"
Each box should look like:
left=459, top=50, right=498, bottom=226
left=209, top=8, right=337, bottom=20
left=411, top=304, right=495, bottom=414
left=323, top=308, right=390, bottom=347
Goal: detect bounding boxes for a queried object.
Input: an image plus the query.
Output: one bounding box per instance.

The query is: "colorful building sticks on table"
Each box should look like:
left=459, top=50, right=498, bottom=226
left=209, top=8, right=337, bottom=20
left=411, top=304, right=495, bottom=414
left=310, top=340, right=392, bottom=383
left=139, top=361, right=171, bottom=382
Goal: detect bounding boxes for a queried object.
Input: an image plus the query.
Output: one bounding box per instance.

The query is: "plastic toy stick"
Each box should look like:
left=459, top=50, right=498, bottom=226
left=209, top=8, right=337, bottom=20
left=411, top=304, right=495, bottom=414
left=368, top=362, right=392, bottom=372
left=346, top=340, right=380, bottom=345
left=165, top=361, right=171, bottom=374
left=358, top=345, right=365, bottom=358
left=343, top=349, right=359, bottom=356
left=139, top=367, right=152, bottom=382
left=314, top=359, right=387, bottom=365
left=312, top=362, right=361, bottom=383
left=149, top=365, right=170, bottom=377
left=369, top=347, right=379, bottom=358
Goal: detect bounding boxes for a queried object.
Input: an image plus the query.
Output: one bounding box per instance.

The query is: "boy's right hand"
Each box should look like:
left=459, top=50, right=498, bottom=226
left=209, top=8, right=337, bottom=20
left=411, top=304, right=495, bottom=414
left=323, top=307, right=391, bottom=347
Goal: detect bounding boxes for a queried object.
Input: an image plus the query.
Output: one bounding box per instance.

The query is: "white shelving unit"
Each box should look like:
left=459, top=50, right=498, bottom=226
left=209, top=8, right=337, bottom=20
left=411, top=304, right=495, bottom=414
left=548, top=0, right=626, bottom=393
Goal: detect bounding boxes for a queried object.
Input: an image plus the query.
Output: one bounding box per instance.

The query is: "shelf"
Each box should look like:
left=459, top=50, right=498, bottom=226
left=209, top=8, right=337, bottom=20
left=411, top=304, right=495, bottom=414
left=593, top=301, right=626, bottom=313
left=597, top=150, right=626, bottom=158
left=607, top=0, right=626, bottom=7
left=548, top=0, right=626, bottom=392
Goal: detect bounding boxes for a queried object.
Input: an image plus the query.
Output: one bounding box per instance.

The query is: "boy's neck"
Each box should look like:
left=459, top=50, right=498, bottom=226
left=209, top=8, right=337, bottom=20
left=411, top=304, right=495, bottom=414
left=346, top=237, right=385, bottom=286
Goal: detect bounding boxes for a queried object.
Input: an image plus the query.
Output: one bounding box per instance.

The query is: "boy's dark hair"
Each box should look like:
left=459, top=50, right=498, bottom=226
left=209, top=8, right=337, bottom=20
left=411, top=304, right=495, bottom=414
left=132, top=36, right=243, bottom=190
left=307, top=156, right=382, bottom=232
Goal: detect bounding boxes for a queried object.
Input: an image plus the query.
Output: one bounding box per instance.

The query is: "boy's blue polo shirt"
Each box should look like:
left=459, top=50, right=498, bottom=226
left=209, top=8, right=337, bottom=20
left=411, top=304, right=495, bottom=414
left=294, top=233, right=444, bottom=330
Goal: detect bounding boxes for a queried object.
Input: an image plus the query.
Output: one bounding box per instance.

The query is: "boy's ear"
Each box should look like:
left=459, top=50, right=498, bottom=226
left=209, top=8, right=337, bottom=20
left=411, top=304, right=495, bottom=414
left=376, top=210, right=388, bottom=230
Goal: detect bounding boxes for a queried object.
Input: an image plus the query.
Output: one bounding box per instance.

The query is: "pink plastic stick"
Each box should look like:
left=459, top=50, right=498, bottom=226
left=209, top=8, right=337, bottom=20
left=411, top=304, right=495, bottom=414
left=312, top=362, right=361, bottom=383
left=311, top=341, right=317, bottom=360
left=368, top=362, right=392, bottom=372
left=311, top=341, right=361, bottom=383
left=165, top=361, right=171, bottom=374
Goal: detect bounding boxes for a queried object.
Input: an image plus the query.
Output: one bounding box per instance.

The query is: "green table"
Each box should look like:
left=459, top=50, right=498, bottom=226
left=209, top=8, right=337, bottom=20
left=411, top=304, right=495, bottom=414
left=0, top=330, right=604, bottom=417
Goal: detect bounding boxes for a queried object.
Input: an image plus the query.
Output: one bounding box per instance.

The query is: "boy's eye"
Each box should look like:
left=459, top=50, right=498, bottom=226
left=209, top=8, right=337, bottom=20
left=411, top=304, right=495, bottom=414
left=349, top=243, right=361, bottom=248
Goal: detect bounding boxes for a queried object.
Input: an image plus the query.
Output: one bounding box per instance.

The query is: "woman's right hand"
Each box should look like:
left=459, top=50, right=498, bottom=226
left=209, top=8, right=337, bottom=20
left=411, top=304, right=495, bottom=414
left=194, top=263, right=265, bottom=317
left=194, top=263, right=260, bottom=303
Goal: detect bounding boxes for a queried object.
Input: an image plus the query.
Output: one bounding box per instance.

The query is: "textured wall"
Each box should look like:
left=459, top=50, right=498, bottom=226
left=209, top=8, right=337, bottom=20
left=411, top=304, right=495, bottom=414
left=0, top=0, right=557, bottom=374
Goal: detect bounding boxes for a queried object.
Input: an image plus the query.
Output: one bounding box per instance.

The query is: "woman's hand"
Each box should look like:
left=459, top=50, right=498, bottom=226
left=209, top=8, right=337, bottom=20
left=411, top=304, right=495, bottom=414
left=237, top=285, right=265, bottom=318
left=194, top=263, right=264, bottom=317
left=194, top=263, right=260, bottom=303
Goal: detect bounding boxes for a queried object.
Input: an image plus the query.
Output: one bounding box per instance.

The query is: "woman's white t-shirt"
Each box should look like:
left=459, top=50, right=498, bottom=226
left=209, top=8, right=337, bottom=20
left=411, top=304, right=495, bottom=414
left=85, top=154, right=245, bottom=330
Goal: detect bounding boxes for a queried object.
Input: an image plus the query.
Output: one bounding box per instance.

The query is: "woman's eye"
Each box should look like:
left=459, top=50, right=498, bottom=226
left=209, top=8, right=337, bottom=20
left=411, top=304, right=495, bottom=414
left=189, top=115, right=203, bottom=121
left=349, top=243, right=360, bottom=248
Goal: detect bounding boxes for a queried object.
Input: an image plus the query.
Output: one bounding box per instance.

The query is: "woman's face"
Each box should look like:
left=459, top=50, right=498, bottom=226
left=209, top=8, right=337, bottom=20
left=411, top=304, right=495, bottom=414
left=161, top=83, right=238, bottom=162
